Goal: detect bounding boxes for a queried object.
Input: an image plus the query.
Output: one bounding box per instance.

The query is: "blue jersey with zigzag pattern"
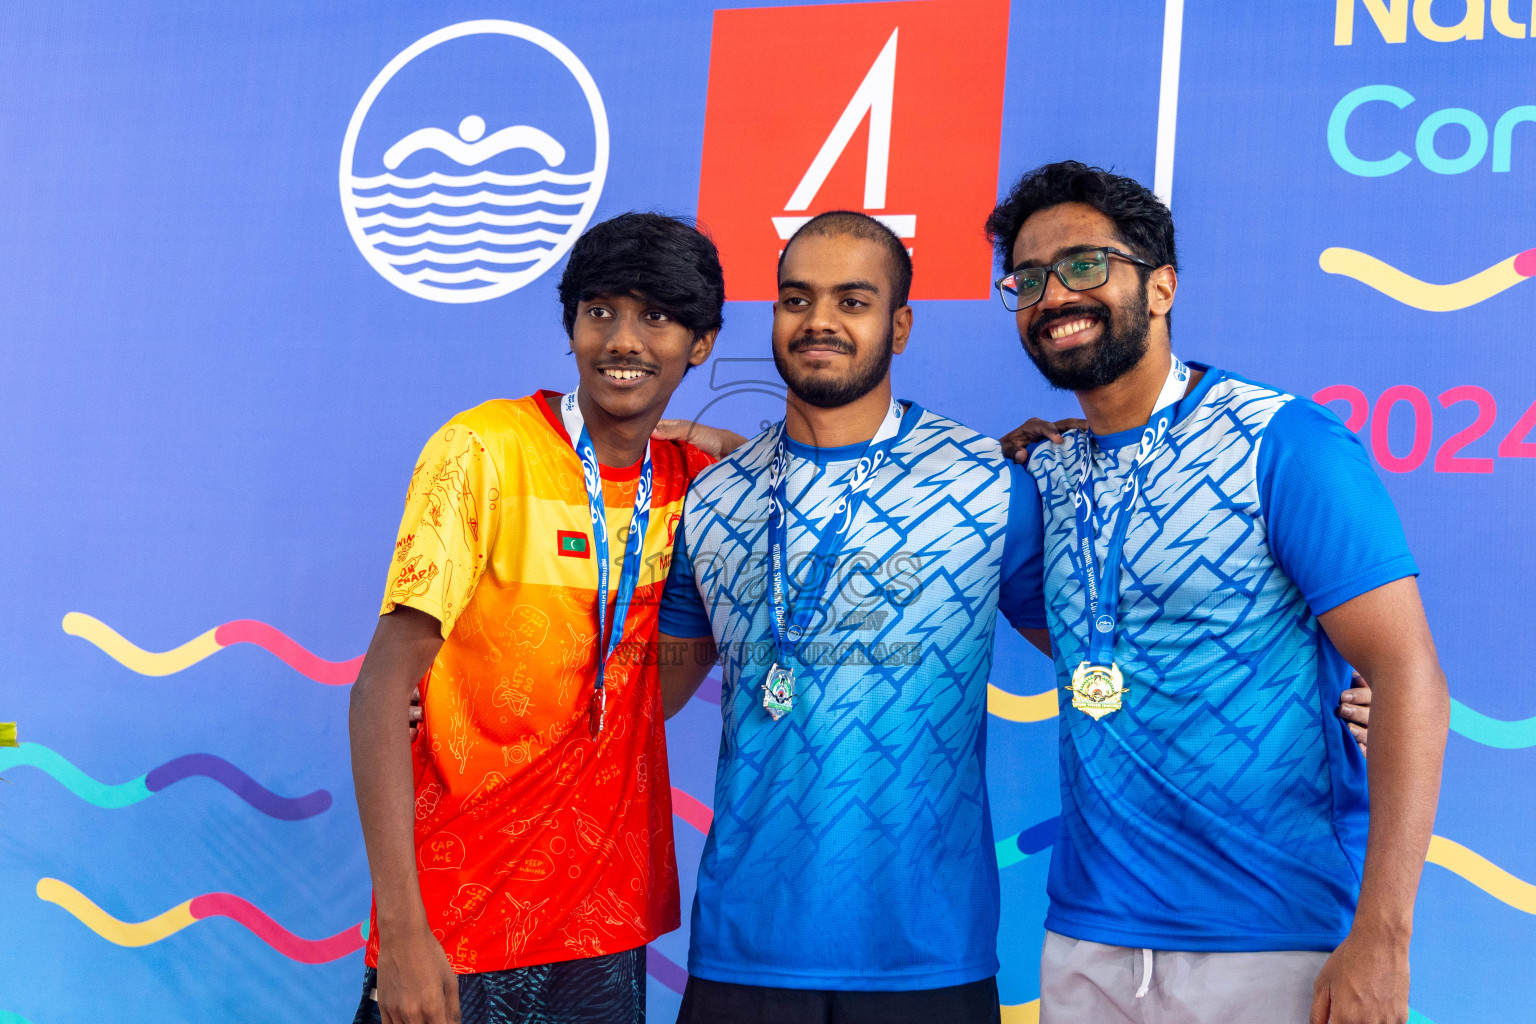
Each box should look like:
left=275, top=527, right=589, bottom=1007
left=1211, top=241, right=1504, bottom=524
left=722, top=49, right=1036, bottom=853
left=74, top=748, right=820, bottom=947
left=660, top=402, right=1045, bottom=990
left=1026, top=364, right=1417, bottom=953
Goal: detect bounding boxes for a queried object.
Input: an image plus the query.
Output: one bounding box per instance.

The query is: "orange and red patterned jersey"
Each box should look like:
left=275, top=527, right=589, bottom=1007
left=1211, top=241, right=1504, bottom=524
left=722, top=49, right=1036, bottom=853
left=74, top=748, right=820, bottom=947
left=364, top=390, right=713, bottom=974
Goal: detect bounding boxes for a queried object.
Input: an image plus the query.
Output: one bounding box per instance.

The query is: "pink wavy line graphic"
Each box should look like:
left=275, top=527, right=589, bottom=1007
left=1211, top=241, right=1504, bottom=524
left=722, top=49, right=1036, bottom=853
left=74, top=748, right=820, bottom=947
left=213, top=621, right=362, bottom=685
left=189, top=893, right=364, bottom=963
left=670, top=786, right=713, bottom=834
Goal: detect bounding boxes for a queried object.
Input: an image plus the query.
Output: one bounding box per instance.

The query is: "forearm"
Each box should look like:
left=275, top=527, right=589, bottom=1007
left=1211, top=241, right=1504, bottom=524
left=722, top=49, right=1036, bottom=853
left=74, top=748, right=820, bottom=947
left=1353, top=660, right=1449, bottom=938
left=660, top=632, right=718, bottom=718
left=351, top=683, right=428, bottom=931
left=348, top=610, right=443, bottom=936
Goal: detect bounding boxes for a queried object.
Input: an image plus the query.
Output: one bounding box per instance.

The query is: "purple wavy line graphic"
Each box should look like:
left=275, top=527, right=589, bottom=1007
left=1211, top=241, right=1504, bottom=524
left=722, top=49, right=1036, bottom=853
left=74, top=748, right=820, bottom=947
left=646, top=945, right=689, bottom=994
left=144, top=754, right=333, bottom=821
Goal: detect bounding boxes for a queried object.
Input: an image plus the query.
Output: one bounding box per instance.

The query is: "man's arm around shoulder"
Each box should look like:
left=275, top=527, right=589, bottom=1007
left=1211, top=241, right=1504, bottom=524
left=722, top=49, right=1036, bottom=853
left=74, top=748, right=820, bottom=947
left=659, top=632, right=718, bottom=719
left=1310, top=577, right=1449, bottom=1024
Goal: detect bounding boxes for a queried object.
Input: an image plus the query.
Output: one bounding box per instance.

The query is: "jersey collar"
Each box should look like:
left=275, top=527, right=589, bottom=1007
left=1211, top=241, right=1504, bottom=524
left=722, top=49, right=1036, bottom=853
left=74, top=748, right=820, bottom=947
left=780, top=400, right=922, bottom=466
left=1090, top=363, right=1222, bottom=452
left=533, top=388, right=645, bottom=482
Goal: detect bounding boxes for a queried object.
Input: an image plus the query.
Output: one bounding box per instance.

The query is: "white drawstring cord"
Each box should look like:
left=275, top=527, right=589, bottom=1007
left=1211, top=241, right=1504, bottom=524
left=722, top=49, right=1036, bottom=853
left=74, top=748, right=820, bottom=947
left=1135, top=947, right=1153, bottom=998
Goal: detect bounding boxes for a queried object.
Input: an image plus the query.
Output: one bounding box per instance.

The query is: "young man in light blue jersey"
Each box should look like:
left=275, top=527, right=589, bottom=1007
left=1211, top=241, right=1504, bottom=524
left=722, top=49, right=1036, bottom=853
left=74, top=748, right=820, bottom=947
left=656, top=212, right=1050, bottom=1023
left=987, top=162, right=1448, bottom=1024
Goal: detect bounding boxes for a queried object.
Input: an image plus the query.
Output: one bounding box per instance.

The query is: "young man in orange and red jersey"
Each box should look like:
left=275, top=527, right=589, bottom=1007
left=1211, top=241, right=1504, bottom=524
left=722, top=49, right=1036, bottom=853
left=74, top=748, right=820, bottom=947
left=348, top=213, right=727, bottom=1024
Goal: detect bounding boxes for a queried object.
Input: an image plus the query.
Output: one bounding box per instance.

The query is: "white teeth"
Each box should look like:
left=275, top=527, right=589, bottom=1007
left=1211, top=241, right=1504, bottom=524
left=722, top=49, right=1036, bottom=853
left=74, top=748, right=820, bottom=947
left=1049, top=318, right=1096, bottom=341
left=603, top=369, right=648, bottom=380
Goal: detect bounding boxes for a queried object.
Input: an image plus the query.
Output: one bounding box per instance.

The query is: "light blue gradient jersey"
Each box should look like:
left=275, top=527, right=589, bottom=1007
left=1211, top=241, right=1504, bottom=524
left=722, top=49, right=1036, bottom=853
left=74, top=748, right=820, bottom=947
left=1026, top=365, right=1418, bottom=952
left=659, top=402, right=1045, bottom=990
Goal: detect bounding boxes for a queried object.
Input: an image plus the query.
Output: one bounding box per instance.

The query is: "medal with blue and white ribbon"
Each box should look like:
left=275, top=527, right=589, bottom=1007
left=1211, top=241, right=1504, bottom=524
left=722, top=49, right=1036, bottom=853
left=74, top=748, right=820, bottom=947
left=763, top=399, right=904, bottom=720
left=561, top=389, right=652, bottom=738
left=1066, top=356, right=1188, bottom=720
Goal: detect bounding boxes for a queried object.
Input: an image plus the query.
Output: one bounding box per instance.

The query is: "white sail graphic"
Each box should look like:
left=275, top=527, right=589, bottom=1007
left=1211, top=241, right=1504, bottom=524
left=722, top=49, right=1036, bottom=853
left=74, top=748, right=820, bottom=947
left=772, top=29, right=915, bottom=243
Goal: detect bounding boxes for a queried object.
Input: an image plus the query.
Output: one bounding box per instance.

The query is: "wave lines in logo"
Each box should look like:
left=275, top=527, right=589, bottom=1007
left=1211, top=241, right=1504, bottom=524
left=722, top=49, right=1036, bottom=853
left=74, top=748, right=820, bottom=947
left=339, top=21, right=608, bottom=303
left=0, top=743, right=330, bottom=820
left=37, top=879, right=362, bottom=963
left=1320, top=246, right=1536, bottom=311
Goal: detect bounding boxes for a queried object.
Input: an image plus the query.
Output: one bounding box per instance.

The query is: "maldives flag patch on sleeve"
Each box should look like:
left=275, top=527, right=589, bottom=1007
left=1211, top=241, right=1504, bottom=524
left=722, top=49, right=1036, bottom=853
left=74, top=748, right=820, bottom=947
left=557, top=530, right=590, bottom=558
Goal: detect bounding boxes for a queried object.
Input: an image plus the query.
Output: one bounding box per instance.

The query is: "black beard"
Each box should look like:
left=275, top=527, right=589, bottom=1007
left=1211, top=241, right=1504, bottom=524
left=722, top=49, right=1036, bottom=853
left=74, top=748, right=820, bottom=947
left=1023, top=291, right=1151, bottom=392
left=774, top=326, right=895, bottom=408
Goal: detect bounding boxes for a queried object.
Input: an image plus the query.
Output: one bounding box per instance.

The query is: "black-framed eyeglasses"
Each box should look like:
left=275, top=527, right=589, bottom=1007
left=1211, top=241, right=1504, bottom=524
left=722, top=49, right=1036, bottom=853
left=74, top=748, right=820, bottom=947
left=994, top=246, right=1158, bottom=312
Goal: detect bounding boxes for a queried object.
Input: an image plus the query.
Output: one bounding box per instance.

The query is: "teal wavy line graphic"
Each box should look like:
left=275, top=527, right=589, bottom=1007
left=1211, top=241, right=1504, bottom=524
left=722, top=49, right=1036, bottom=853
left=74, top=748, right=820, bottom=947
left=1408, top=1011, right=1436, bottom=1024
left=0, top=744, right=147, bottom=808
left=0, top=1013, right=36, bottom=1024
left=996, top=817, right=1059, bottom=869
left=0, top=743, right=331, bottom=819
left=1451, top=698, right=1536, bottom=749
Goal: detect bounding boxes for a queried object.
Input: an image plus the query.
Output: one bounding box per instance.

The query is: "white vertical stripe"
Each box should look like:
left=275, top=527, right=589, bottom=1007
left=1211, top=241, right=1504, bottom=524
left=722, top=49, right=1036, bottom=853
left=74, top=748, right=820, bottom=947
left=1154, top=0, right=1185, bottom=208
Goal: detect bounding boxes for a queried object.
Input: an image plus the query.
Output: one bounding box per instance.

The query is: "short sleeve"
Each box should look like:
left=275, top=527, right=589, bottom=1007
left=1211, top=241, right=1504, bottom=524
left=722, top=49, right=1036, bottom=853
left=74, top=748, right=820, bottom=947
left=658, top=511, right=712, bottom=639
left=682, top=442, right=719, bottom=482
left=998, top=461, right=1047, bottom=630
left=1259, top=398, right=1418, bottom=616
left=381, top=421, right=501, bottom=638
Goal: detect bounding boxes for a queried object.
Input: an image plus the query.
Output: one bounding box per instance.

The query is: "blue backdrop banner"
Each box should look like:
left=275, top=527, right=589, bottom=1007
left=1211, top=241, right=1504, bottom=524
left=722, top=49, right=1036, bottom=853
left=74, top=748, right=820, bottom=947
left=0, top=3, right=1531, bottom=1022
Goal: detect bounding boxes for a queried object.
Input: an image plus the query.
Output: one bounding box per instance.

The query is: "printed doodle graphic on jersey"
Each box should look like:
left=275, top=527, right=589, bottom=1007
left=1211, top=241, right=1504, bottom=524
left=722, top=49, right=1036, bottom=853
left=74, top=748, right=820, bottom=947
left=340, top=20, right=609, bottom=303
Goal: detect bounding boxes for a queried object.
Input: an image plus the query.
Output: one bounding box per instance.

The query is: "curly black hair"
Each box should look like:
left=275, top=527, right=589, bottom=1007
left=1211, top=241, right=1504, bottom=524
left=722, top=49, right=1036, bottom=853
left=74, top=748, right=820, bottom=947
left=558, top=212, right=726, bottom=339
left=985, top=161, right=1177, bottom=276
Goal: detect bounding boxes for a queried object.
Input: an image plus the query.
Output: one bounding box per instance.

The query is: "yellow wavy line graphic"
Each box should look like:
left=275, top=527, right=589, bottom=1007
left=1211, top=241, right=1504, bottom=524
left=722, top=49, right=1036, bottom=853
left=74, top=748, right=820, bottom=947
left=988, top=685, right=1059, bottom=723
left=36, top=878, right=196, bottom=946
left=1001, top=999, right=1040, bottom=1023
left=61, top=612, right=221, bottom=677
left=1427, top=835, right=1536, bottom=914
left=1319, top=247, right=1535, bottom=312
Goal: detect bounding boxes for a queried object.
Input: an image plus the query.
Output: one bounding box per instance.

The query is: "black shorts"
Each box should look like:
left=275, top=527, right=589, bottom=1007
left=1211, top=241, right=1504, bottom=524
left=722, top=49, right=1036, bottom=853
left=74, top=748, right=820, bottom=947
left=675, top=974, right=1001, bottom=1024
left=352, top=946, right=645, bottom=1024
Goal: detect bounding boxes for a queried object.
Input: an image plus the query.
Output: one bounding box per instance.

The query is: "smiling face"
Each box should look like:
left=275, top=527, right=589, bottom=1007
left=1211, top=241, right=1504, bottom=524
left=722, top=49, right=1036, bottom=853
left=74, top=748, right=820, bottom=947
left=1009, top=202, right=1175, bottom=392
left=569, top=292, right=714, bottom=421
left=772, top=231, right=912, bottom=408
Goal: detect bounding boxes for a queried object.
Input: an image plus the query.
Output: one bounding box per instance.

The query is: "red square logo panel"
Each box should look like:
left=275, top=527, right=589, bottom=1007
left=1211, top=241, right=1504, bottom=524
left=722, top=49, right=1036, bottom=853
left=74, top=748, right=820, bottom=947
left=698, top=0, right=1011, bottom=301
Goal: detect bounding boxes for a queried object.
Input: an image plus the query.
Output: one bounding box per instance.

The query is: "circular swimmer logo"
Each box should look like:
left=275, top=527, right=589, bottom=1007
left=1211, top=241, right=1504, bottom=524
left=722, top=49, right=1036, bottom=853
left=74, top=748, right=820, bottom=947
left=340, top=20, right=609, bottom=303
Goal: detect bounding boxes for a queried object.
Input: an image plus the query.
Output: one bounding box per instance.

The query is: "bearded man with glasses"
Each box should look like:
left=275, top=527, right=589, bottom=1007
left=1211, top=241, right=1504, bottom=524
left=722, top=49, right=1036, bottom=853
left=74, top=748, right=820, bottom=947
left=989, top=161, right=1449, bottom=1024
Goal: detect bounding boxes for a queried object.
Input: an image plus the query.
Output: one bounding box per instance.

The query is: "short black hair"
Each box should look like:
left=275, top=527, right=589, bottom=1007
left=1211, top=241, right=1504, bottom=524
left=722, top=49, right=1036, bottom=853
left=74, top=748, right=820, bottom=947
left=985, top=161, right=1177, bottom=276
left=778, top=211, right=912, bottom=309
left=558, top=212, right=726, bottom=339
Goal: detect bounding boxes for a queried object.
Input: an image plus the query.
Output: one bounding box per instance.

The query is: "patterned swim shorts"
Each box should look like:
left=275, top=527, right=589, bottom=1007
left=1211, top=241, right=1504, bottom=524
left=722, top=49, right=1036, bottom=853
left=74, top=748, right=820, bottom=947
left=352, top=946, right=645, bottom=1024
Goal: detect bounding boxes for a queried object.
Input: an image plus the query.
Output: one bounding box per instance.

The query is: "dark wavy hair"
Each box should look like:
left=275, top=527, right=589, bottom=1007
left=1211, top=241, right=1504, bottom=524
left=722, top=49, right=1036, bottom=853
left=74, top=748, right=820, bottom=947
left=558, top=212, right=726, bottom=339
left=985, top=161, right=1177, bottom=276
left=779, top=210, right=913, bottom=309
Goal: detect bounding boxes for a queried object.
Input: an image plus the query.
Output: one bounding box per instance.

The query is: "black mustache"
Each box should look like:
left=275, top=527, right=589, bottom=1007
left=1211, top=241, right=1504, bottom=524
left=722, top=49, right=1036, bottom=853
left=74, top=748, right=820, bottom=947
left=789, top=337, right=855, bottom=355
